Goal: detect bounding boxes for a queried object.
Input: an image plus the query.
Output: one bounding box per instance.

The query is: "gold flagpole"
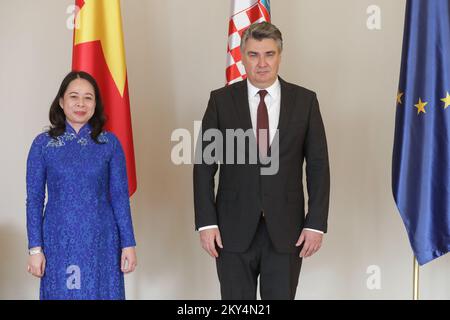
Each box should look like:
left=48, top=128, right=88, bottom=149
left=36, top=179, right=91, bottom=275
left=413, top=256, right=419, bottom=300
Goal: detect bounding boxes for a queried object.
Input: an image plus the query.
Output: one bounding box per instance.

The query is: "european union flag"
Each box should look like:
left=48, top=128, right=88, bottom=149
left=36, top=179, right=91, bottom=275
left=393, top=0, right=450, bottom=265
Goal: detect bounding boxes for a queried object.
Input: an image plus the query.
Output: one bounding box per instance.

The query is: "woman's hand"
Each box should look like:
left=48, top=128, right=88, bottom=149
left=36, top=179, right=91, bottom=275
left=27, top=247, right=46, bottom=278
left=121, top=247, right=137, bottom=274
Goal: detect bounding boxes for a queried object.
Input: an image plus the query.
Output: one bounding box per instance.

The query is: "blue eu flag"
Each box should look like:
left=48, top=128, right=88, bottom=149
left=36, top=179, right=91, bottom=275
left=393, top=0, right=450, bottom=265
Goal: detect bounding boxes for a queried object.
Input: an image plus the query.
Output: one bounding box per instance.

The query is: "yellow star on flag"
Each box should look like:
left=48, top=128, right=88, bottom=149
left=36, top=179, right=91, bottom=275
left=415, top=98, right=428, bottom=115
left=397, top=91, right=404, bottom=104
left=441, top=92, right=450, bottom=109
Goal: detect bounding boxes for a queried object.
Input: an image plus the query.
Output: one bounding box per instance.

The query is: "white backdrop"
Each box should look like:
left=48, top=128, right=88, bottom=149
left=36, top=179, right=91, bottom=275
left=1, top=0, right=450, bottom=299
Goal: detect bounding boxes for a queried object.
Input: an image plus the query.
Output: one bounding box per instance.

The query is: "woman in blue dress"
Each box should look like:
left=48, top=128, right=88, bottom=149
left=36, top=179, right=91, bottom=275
left=26, top=71, right=137, bottom=299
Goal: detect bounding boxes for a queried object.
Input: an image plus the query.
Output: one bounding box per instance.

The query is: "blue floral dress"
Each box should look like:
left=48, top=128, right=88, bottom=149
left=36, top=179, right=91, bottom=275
left=26, top=122, right=136, bottom=300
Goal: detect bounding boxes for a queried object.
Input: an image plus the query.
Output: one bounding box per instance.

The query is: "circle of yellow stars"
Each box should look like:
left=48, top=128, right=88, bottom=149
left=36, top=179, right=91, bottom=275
left=397, top=91, right=450, bottom=115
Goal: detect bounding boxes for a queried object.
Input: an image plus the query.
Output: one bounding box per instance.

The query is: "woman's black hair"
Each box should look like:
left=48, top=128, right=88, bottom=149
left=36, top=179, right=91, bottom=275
left=48, top=71, right=106, bottom=143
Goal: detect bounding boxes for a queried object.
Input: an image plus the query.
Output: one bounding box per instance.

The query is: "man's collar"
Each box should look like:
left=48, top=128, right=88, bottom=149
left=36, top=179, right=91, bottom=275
left=247, top=78, right=280, bottom=98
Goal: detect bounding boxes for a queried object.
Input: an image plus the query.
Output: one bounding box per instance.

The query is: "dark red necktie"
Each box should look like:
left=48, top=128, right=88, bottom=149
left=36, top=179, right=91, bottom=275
left=257, top=90, right=269, bottom=158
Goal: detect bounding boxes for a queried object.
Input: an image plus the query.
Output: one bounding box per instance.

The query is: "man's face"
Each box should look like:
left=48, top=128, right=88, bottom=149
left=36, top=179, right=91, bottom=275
left=241, top=38, right=281, bottom=89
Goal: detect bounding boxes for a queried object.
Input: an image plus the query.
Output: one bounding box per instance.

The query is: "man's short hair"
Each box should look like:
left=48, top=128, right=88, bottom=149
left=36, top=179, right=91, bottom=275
left=240, top=22, right=283, bottom=53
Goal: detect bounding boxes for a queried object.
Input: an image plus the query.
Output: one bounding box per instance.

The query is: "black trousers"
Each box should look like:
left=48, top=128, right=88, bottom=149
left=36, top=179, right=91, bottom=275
left=216, top=217, right=302, bottom=300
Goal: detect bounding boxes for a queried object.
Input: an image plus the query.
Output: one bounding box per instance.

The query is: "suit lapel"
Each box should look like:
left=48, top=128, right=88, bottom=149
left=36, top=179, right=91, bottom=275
left=229, top=78, right=295, bottom=150
left=277, top=77, right=295, bottom=145
left=231, top=80, right=253, bottom=131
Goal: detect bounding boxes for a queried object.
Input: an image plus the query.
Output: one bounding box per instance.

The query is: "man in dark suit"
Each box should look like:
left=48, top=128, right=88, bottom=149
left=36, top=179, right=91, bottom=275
left=194, top=22, right=329, bottom=300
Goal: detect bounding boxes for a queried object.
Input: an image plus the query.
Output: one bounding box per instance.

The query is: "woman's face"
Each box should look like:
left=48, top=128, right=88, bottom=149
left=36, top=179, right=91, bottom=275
left=59, top=78, right=96, bottom=128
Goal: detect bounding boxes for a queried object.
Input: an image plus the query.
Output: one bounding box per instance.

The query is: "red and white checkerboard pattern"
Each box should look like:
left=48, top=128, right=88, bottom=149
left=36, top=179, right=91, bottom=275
left=226, top=1, right=270, bottom=85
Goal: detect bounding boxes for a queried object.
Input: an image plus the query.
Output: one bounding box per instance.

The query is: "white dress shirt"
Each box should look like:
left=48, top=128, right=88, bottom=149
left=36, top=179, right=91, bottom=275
left=248, top=77, right=281, bottom=145
left=199, top=79, right=323, bottom=235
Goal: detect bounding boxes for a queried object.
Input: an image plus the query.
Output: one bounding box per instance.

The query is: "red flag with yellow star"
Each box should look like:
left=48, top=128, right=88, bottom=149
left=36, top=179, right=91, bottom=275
left=72, top=0, right=136, bottom=196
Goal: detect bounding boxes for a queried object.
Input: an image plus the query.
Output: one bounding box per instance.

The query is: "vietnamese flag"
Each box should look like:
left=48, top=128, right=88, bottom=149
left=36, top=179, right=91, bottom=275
left=72, top=0, right=137, bottom=196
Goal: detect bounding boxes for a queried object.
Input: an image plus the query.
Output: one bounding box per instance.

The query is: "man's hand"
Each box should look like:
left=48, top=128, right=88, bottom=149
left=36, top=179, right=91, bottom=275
left=200, top=228, right=223, bottom=258
left=296, top=229, right=323, bottom=258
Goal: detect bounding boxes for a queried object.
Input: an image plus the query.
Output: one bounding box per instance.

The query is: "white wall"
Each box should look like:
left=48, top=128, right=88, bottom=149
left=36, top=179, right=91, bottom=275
left=1, top=0, right=449, bottom=300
